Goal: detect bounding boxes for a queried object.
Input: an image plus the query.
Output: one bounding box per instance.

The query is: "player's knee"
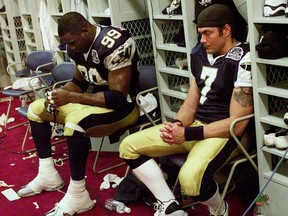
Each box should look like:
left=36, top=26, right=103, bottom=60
left=119, top=135, right=135, bottom=159
left=27, top=99, right=46, bottom=122
left=178, top=167, right=201, bottom=196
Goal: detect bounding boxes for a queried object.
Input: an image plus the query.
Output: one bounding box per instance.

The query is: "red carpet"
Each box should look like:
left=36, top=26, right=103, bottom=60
left=0, top=94, right=254, bottom=215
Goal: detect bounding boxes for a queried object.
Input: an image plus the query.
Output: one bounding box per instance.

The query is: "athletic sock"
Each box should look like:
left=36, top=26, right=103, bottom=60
left=57, top=179, right=95, bottom=214
left=200, top=184, right=225, bottom=215
left=133, top=158, right=175, bottom=202
left=29, top=157, right=63, bottom=193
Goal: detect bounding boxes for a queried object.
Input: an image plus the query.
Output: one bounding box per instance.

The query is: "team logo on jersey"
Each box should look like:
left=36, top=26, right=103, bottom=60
left=198, top=0, right=212, bottom=7
left=92, top=49, right=100, bottom=64
left=112, top=44, right=132, bottom=65
left=226, top=47, right=243, bottom=61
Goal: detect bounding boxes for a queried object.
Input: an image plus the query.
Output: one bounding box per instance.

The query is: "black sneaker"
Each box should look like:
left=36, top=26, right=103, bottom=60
left=154, top=199, right=188, bottom=216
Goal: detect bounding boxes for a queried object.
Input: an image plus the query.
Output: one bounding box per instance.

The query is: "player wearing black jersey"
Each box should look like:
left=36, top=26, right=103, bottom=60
left=17, top=12, right=140, bottom=215
left=119, top=4, right=253, bottom=216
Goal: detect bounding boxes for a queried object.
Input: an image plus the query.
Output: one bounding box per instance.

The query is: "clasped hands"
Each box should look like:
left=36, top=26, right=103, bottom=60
left=45, top=88, right=70, bottom=112
left=159, top=121, right=185, bottom=145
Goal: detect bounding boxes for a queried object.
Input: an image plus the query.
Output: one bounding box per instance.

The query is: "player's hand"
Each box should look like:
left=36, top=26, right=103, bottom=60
left=47, top=88, right=70, bottom=107
left=45, top=91, right=56, bottom=112
left=159, top=121, right=185, bottom=145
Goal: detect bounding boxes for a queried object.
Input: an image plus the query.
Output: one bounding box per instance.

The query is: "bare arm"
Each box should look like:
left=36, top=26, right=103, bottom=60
left=160, top=85, right=253, bottom=144
left=50, top=65, right=132, bottom=108
left=203, top=86, right=254, bottom=138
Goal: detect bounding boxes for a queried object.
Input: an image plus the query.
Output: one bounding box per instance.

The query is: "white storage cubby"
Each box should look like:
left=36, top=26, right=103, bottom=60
left=87, top=0, right=146, bottom=26
left=146, top=0, right=198, bottom=121
left=247, top=0, right=288, bottom=215
left=17, top=0, right=43, bottom=52
left=47, top=0, right=73, bottom=63
left=0, top=0, right=25, bottom=72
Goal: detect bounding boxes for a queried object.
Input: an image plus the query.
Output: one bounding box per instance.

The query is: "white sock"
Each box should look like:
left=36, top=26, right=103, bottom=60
left=133, top=159, right=175, bottom=202
left=66, top=179, right=86, bottom=196
left=200, top=184, right=225, bottom=215
left=29, top=157, right=62, bottom=192
left=38, top=157, right=57, bottom=174
left=58, top=179, right=94, bottom=214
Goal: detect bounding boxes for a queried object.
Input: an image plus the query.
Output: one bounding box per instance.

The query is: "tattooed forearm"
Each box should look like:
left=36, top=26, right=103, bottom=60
left=233, top=87, right=253, bottom=107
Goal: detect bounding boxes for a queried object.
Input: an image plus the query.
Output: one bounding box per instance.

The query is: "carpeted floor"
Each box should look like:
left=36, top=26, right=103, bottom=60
left=0, top=94, right=255, bottom=216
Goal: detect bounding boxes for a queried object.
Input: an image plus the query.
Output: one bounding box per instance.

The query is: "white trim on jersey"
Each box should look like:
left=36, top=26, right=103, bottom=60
left=104, top=37, right=136, bottom=71
left=234, top=51, right=252, bottom=87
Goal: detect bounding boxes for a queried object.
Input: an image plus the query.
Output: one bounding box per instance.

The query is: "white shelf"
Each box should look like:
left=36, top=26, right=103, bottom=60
left=49, top=13, right=66, bottom=17
left=161, top=89, right=187, bottom=100
left=163, top=110, right=177, bottom=119
left=264, top=172, right=288, bottom=188
left=156, top=44, right=187, bottom=53
left=263, top=160, right=288, bottom=187
left=262, top=146, right=288, bottom=159
left=256, top=57, right=288, bottom=67
left=258, top=83, right=288, bottom=99
left=148, top=0, right=197, bottom=121
left=91, top=13, right=110, bottom=18
left=259, top=111, right=288, bottom=129
left=1, top=26, right=10, bottom=30
left=153, top=14, right=183, bottom=20
left=253, top=16, right=288, bottom=24
left=247, top=0, right=288, bottom=215
left=17, top=0, right=43, bottom=52
left=158, top=67, right=190, bottom=78
left=0, top=0, right=25, bottom=68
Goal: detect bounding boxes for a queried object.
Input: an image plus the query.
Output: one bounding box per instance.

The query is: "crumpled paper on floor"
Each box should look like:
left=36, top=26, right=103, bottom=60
left=0, top=180, right=15, bottom=187
left=1, top=188, right=21, bottom=201
left=100, top=174, right=124, bottom=190
left=0, top=113, right=15, bottom=126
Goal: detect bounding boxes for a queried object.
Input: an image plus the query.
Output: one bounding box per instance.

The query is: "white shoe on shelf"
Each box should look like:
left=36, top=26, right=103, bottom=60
left=286, top=1, right=288, bottom=17
left=284, top=112, right=288, bottom=125
left=175, top=58, right=188, bottom=70
left=263, top=0, right=286, bottom=17
left=264, top=132, right=276, bottom=147
left=275, top=129, right=288, bottom=149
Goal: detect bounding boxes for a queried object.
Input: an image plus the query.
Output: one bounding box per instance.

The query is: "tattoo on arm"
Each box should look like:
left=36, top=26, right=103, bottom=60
left=233, top=87, right=253, bottom=107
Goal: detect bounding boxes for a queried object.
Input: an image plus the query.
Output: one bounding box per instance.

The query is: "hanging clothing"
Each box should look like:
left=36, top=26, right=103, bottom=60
left=39, top=0, right=55, bottom=50
left=70, top=0, right=89, bottom=19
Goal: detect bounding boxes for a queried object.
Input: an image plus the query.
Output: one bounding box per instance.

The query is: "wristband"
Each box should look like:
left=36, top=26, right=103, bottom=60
left=184, top=126, right=204, bottom=141
left=171, top=119, right=183, bottom=126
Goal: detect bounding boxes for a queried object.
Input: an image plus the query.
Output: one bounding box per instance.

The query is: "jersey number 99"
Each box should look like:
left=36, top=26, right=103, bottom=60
left=101, top=29, right=122, bottom=48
